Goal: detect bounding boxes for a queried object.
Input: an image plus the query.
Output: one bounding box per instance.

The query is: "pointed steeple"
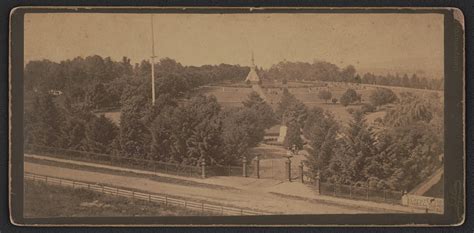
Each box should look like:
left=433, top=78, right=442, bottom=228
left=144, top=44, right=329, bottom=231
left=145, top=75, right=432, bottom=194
left=251, top=51, right=255, bottom=67
left=245, top=51, right=260, bottom=83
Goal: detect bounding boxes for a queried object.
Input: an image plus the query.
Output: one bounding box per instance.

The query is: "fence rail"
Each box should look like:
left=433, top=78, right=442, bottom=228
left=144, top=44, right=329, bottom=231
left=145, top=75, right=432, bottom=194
left=315, top=181, right=403, bottom=205
left=25, top=172, right=267, bottom=216
left=25, top=144, right=202, bottom=178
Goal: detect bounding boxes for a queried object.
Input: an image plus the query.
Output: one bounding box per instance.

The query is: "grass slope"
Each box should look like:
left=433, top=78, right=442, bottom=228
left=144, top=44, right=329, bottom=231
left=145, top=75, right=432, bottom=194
left=24, top=180, right=206, bottom=218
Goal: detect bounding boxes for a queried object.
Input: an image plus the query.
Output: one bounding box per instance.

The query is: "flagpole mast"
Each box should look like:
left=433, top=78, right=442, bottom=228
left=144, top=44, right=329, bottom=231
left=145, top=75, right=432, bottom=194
left=150, top=14, right=156, bottom=105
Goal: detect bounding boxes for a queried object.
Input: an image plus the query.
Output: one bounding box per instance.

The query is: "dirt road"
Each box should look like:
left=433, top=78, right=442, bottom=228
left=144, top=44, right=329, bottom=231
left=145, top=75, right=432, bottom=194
left=25, top=162, right=386, bottom=215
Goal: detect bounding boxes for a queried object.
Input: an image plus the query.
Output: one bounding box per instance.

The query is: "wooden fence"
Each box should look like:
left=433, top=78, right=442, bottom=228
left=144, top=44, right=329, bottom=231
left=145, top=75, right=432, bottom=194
left=25, top=144, right=202, bottom=177
left=25, top=173, right=267, bottom=216
left=316, top=181, right=403, bottom=205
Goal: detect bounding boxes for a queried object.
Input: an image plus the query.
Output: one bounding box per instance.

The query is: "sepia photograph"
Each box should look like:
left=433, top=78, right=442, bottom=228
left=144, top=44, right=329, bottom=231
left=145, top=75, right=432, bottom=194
left=8, top=7, right=465, bottom=226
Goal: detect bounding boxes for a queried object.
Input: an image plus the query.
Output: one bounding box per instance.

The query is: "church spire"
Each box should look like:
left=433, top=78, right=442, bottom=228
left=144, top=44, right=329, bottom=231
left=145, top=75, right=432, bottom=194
left=251, top=51, right=255, bottom=67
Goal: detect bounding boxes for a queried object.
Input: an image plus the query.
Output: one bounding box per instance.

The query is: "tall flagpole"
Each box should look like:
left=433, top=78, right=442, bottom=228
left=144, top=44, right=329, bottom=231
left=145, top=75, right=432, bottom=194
left=150, top=14, right=156, bottom=105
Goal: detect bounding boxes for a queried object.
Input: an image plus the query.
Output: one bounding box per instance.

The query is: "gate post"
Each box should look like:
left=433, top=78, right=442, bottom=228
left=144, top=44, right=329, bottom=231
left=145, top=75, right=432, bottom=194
left=255, top=155, right=260, bottom=179
left=242, top=156, right=247, bottom=177
left=314, top=170, right=321, bottom=195
left=299, top=161, right=304, bottom=183
left=285, top=159, right=292, bottom=182
left=201, top=159, right=206, bottom=179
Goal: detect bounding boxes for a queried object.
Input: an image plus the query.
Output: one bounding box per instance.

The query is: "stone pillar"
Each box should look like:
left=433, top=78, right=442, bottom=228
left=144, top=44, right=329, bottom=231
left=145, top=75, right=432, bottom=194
left=242, top=156, right=247, bottom=177
left=201, top=159, right=206, bottom=179
left=285, top=159, right=292, bottom=182
left=255, top=155, right=260, bottom=179
left=299, top=162, right=304, bottom=183
left=314, top=170, right=321, bottom=195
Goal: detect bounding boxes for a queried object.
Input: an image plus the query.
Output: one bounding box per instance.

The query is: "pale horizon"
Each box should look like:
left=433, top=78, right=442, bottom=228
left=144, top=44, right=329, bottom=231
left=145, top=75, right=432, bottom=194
left=24, top=13, right=444, bottom=78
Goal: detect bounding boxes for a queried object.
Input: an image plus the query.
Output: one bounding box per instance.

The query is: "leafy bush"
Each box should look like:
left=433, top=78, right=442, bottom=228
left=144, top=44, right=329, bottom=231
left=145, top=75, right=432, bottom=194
left=340, top=88, right=359, bottom=106
left=369, top=87, right=398, bottom=107
left=318, top=90, right=332, bottom=103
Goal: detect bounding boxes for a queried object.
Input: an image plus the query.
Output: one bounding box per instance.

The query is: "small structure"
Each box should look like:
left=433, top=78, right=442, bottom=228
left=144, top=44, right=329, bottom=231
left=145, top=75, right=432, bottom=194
left=245, top=52, right=261, bottom=83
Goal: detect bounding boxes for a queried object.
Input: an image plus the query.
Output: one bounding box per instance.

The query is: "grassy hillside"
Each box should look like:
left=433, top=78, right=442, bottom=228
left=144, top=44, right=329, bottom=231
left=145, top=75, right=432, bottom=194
left=24, top=180, right=206, bottom=218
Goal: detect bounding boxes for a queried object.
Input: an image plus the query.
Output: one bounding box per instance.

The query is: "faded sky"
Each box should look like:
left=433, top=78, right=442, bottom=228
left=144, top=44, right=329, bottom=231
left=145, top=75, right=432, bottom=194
left=24, top=13, right=444, bottom=77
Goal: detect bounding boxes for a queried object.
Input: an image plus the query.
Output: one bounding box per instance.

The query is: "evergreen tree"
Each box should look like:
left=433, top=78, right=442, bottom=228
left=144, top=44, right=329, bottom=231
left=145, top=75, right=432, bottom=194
left=304, top=107, right=339, bottom=182
left=317, top=90, right=332, bottom=103
left=85, top=115, right=119, bottom=154
left=283, top=122, right=304, bottom=150
left=340, top=88, right=359, bottom=107
left=242, top=91, right=277, bottom=129
left=24, top=94, right=64, bottom=147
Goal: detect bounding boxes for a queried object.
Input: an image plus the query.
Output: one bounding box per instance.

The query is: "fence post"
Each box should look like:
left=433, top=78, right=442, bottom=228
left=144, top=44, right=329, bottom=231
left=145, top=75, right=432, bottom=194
left=349, top=185, right=352, bottom=198
left=299, top=162, right=304, bottom=183
left=201, top=160, right=206, bottom=179
left=165, top=196, right=168, bottom=206
left=285, top=159, right=291, bottom=182
left=242, top=156, right=247, bottom=177
left=221, top=206, right=224, bottom=215
left=201, top=203, right=204, bottom=215
left=366, top=186, right=370, bottom=200
left=314, top=171, right=321, bottom=195
left=271, top=159, right=274, bottom=177
left=148, top=193, right=151, bottom=202
left=255, top=155, right=260, bottom=179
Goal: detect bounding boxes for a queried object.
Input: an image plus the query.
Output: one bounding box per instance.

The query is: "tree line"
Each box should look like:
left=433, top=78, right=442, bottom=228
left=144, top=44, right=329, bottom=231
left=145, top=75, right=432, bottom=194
left=284, top=85, right=440, bottom=188
left=258, top=61, right=443, bottom=90
left=279, top=88, right=443, bottom=192
left=24, top=56, right=249, bottom=111
left=24, top=86, right=277, bottom=167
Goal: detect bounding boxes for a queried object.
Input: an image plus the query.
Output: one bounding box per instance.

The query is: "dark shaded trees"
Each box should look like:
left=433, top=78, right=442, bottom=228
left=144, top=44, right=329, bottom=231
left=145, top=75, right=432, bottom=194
left=369, top=87, right=398, bottom=107
left=303, top=107, right=339, bottom=182
left=84, top=115, right=119, bottom=154
left=242, top=91, right=277, bottom=129
left=24, top=94, right=64, bottom=147
left=318, top=90, right=332, bottom=103
left=340, top=88, right=359, bottom=107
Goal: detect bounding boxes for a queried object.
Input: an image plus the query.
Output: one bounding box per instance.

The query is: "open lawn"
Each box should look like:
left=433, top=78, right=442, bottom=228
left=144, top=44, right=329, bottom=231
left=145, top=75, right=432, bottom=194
left=101, top=81, right=443, bottom=127
left=24, top=179, right=206, bottom=218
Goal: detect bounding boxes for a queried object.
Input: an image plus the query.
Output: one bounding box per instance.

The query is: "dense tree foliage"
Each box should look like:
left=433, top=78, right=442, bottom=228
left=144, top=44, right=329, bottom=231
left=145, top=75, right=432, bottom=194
left=24, top=56, right=248, bottom=110
left=339, top=88, right=360, bottom=107
left=276, top=89, right=308, bottom=126
left=303, top=107, right=340, bottom=182
left=317, top=90, right=332, bottom=103
left=84, top=115, right=119, bottom=154
left=259, top=60, right=442, bottom=90
left=24, top=55, right=443, bottom=192
left=242, top=92, right=277, bottom=129
left=24, top=94, right=65, bottom=147
left=369, top=87, right=398, bottom=107
left=283, top=122, right=304, bottom=150
left=304, top=93, right=443, bottom=191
